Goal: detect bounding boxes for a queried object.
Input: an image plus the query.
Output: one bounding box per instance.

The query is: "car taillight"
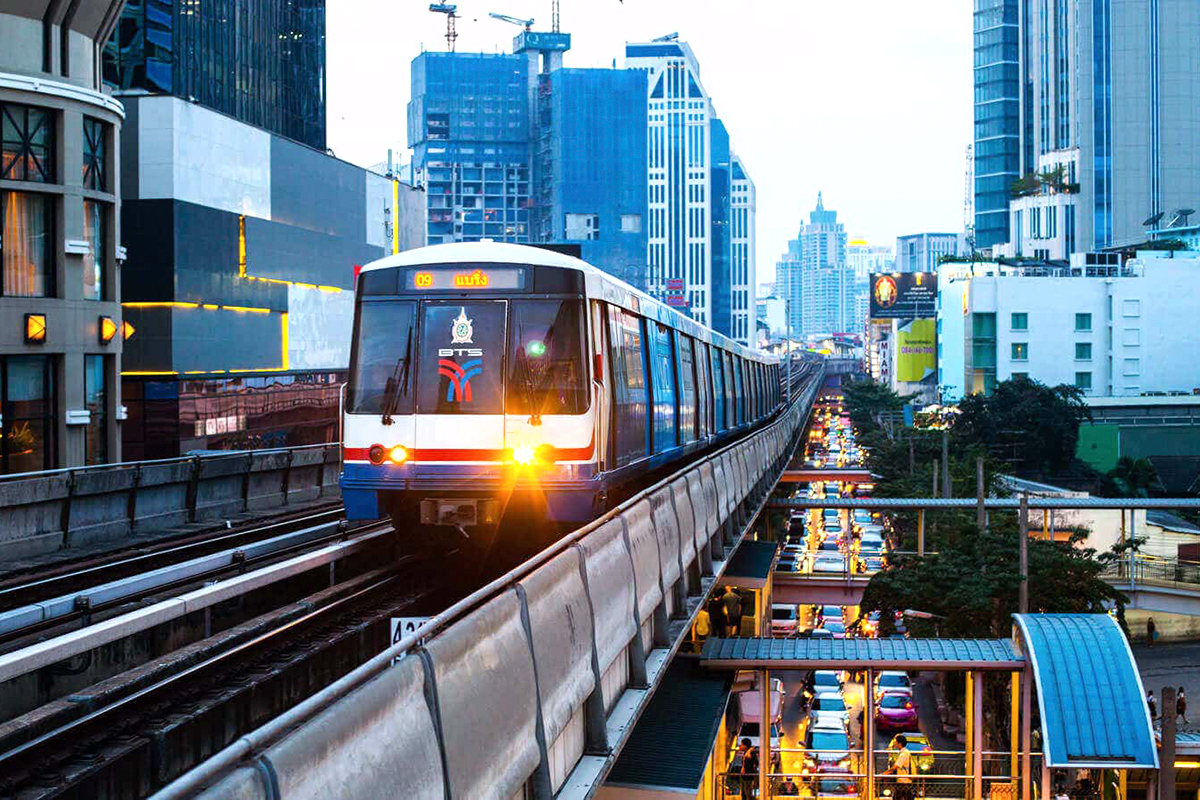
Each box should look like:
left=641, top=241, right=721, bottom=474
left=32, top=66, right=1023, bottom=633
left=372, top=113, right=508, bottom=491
left=906, top=702, right=913, bottom=709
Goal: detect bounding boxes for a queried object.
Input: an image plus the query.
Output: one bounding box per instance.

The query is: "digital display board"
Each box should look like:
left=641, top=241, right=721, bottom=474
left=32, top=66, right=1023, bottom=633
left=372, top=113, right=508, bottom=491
left=404, top=267, right=526, bottom=291
left=869, top=272, right=937, bottom=319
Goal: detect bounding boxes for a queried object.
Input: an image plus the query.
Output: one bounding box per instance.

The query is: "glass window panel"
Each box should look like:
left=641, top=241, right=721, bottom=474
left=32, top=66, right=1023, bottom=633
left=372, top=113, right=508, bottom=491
left=417, top=301, right=506, bottom=414
left=85, top=355, right=107, bottom=465
left=83, top=117, right=106, bottom=191
left=507, top=299, right=586, bottom=416
left=1, top=105, right=53, bottom=183
left=4, top=355, right=53, bottom=474
left=347, top=301, right=416, bottom=414
left=83, top=200, right=105, bottom=300
left=2, top=192, right=51, bottom=297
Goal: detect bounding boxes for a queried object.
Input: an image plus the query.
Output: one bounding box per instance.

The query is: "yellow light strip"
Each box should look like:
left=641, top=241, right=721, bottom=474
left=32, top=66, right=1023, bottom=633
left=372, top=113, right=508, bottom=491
left=221, top=305, right=271, bottom=314
left=122, top=302, right=200, bottom=309
left=392, top=180, right=400, bottom=255
left=121, top=370, right=179, bottom=376
left=237, top=214, right=344, bottom=293
left=281, top=312, right=290, bottom=371
left=202, top=303, right=219, bottom=309
left=238, top=215, right=247, bottom=278
left=233, top=367, right=289, bottom=373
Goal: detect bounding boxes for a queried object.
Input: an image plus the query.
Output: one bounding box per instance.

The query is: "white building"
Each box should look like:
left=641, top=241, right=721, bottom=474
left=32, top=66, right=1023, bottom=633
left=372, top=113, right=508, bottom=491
left=847, top=239, right=893, bottom=333
left=625, top=38, right=756, bottom=343
left=994, top=149, right=1080, bottom=261
left=936, top=252, right=1200, bottom=401
left=894, top=232, right=964, bottom=273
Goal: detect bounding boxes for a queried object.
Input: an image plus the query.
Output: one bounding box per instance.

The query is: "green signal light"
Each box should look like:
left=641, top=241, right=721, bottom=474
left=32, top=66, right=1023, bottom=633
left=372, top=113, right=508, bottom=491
left=525, top=341, right=546, bottom=357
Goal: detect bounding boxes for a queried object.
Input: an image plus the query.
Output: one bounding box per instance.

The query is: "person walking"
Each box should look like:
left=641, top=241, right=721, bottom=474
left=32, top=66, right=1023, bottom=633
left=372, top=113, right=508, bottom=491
left=881, top=734, right=915, bottom=800
left=723, top=587, right=744, bottom=637
left=1178, top=687, right=1188, bottom=725
left=709, top=597, right=727, bottom=641
left=741, top=739, right=760, bottom=797
left=1147, top=617, right=1157, bottom=647
left=1147, top=689, right=1158, bottom=721
left=693, top=607, right=711, bottom=652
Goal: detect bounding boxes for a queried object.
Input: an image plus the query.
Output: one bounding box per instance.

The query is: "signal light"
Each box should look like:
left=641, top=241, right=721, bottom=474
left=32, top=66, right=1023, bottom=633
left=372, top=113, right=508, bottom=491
left=509, top=443, right=556, bottom=467
left=368, top=444, right=386, bottom=465
left=389, top=445, right=408, bottom=464
left=534, top=443, right=556, bottom=464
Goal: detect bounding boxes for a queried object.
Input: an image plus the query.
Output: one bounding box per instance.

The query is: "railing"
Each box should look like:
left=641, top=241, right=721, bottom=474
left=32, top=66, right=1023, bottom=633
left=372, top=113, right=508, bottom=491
left=1101, top=553, right=1200, bottom=589
left=0, top=443, right=342, bottom=559
left=152, top=366, right=828, bottom=799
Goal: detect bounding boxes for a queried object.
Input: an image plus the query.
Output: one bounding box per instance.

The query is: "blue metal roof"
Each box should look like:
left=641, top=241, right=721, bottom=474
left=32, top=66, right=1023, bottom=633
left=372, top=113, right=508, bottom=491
left=700, top=637, right=1023, bottom=669
left=1013, top=614, right=1158, bottom=769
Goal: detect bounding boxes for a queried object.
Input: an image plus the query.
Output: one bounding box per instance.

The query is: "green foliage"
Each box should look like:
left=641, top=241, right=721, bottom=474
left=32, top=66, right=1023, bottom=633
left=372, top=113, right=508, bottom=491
left=1100, top=456, right=1163, bottom=498
left=951, top=376, right=1090, bottom=476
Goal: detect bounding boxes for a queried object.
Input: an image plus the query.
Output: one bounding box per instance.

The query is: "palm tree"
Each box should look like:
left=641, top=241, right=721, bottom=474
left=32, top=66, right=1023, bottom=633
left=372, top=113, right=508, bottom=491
left=1104, top=456, right=1163, bottom=498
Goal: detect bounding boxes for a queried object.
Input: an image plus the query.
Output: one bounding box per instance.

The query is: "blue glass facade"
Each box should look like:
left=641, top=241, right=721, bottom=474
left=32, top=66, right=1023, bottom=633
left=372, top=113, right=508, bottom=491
left=709, top=119, right=731, bottom=337
left=973, top=0, right=1021, bottom=248
left=543, top=69, right=648, bottom=289
left=1091, top=0, right=1112, bottom=248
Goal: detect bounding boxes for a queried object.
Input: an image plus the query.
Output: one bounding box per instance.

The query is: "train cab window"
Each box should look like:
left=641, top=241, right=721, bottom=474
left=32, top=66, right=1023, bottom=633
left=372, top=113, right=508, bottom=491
left=507, top=299, right=586, bottom=416
left=607, top=306, right=649, bottom=466
left=348, top=300, right=416, bottom=413
left=710, top=346, right=726, bottom=433
left=417, top=301, right=506, bottom=414
left=676, top=334, right=697, bottom=444
left=648, top=322, right=677, bottom=453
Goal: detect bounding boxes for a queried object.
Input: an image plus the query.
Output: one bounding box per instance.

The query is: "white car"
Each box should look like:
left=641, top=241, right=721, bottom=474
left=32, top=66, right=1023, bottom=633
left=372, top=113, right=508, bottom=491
left=807, top=691, right=851, bottom=731
left=813, top=555, right=847, bottom=574
left=771, top=604, right=799, bottom=637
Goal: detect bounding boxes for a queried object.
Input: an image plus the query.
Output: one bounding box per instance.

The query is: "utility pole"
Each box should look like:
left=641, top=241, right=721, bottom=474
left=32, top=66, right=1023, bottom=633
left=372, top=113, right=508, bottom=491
left=1019, top=493, right=1029, bottom=613
left=976, top=456, right=986, bottom=532
left=932, top=459, right=939, bottom=498
left=941, top=428, right=951, bottom=498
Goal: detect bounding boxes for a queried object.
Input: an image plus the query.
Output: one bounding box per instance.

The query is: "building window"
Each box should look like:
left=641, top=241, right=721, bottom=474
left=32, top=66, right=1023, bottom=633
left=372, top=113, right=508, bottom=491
left=1122, top=328, right=1140, bottom=346
left=1012, top=372, right=1028, bottom=381
left=1075, top=342, right=1092, bottom=360
left=2, top=355, right=55, bottom=474
left=565, top=213, right=599, bottom=241
left=1122, top=358, right=1140, bottom=376
left=84, top=355, right=107, bottom=465
left=83, top=200, right=105, bottom=300
left=82, top=117, right=106, bottom=191
left=1011, top=342, right=1029, bottom=361
left=1, top=191, right=52, bottom=297
left=1011, top=312, right=1028, bottom=330
left=1074, top=371, right=1092, bottom=391
left=1122, top=298, right=1140, bottom=317
left=620, top=214, right=642, bottom=233
left=0, top=104, right=54, bottom=183
left=1074, top=312, right=1092, bottom=331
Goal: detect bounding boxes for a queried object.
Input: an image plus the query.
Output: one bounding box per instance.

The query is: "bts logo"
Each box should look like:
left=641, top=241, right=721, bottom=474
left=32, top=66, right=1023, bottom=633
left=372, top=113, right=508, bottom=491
left=438, top=359, right=482, bottom=402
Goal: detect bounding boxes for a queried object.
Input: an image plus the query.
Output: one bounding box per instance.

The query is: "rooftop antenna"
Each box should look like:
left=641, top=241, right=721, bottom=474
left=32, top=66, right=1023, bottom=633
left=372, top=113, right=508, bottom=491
left=429, top=3, right=459, bottom=51
left=652, top=32, right=679, bottom=42
left=489, top=11, right=534, bottom=30
left=1142, top=211, right=1164, bottom=228
left=551, top=0, right=560, bottom=32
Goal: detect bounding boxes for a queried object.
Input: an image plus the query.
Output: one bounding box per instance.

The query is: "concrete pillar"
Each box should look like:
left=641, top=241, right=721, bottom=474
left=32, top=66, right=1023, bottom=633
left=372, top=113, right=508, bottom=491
left=1011, top=672, right=1020, bottom=787
left=1019, top=494, right=1029, bottom=614
left=1161, top=686, right=1176, bottom=800
left=973, top=671, right=984, bottom=800
left=918, top=509, right=926, bottom=556
left=1021, top=667, right=1033, bottom=800
left=865, top=667, right=876, bottom=800
left=760, top=668, right=771, bottom=800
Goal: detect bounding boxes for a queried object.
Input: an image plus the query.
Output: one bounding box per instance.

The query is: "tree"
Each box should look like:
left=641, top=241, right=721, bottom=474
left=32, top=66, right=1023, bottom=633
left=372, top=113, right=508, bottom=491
left=1101, top=456, right=1163, bottom=498
left=951, top=376, right=1090, bottom=477
left=841, top=379, right=905, bottom=442
left=861, top=518, right=1127, bottom=639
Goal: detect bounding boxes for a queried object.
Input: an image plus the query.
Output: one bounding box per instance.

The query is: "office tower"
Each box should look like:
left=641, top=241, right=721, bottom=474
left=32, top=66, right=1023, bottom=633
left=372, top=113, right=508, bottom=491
left=893, top=232, right=963, bottom=273
left=775, top=194, right=852, bottom=338
left=625, top=38, right=756, bottom=342
left=972, top=0, right=1021, bottom=249
left=104, top=0, right=327, bottom=150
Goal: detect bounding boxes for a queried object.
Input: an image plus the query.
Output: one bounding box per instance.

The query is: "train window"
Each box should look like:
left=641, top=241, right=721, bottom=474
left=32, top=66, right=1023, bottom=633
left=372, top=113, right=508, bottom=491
left=676, top=334, right=697, bottom=445
left=649, top=322, right=677, bottom=453
left=607, top=306, right=649, bottom=466
left=347, top=300, right=416, bottom=414
left=417, top=301, right=506, bottom=414
left=722, top=351, right=735, bottom=429
left=733, top=356, right=745, bottom=425
left=507, top=300, right=587, bottom=416
left=695, top=341, right=712, bottom=438
left=710, top=346, right=725, bottom=433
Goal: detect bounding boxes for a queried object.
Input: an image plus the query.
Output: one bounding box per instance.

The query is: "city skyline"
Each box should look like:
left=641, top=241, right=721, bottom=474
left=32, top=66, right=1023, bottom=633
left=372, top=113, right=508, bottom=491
left=327, top=1, right=972, bottom=284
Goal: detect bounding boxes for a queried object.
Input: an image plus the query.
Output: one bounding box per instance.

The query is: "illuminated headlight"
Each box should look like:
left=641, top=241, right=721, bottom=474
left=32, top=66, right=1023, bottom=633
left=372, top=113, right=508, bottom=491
left=535, top=443, right=557, bottom=464
left=389, top=445, right=408, bottom=464
left=511, top=444, right=538, bottom=465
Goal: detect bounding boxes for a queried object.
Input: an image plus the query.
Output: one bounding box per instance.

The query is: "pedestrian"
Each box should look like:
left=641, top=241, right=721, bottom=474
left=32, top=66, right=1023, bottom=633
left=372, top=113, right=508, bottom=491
left=693, top=607, right=711, bottom=652
left=723, top=586, right=744, bottom=637
left=1147, top=617, right=1157, bottom=647
left=1178, top=687, right=1188, bottom=725
left=1147, top=689, right=1157, bottom=721
left=741, top=740, right=760, bottom=797
left=881, top=733, right=915, bottom=800
left=710, top=597, right=727, bottom=640
left=779, top=775, right=801, bottom=795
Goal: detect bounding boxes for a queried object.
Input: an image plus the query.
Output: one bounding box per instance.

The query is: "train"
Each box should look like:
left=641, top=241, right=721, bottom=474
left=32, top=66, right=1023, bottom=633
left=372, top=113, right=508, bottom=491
left=340, top=241, right=784, bottom=557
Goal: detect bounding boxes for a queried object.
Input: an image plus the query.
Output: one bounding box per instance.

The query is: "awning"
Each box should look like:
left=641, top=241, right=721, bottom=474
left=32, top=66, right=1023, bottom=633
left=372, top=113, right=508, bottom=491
left=718, top=540, right=778, bottom=589
left=1013, top=614, right=1159, bottom=769
left=604, top=656, right=733, bottom=793
left=700, top=636, right=1024, bottom=671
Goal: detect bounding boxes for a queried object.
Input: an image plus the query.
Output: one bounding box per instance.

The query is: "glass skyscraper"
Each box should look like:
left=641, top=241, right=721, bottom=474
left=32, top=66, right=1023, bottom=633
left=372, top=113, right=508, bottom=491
left=972, top=0, right=1021, bottom=249
left=103, top=0, right=326, bottom=150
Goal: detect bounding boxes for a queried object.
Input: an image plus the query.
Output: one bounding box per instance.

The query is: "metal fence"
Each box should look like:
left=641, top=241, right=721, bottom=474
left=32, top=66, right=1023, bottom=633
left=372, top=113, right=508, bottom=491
left=0, top=444, right=342, bottom=560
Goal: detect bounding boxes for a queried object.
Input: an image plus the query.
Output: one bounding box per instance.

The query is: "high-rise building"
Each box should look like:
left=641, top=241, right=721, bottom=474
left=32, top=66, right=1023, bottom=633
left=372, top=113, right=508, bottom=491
left=846, top=239, right=892, bottom=331
left=625, top=38, right=756, bottom=342
left=1, top=0, right=126, bottom=473
left=775, top=194, right=852, bottom=338
left=104, top=0, right=327, bottom=150
left=976, top=0, right=1200, bottom=255
left=972, top=0, right=1021, bottom=249
left=893, top=232, right=963, bottom=273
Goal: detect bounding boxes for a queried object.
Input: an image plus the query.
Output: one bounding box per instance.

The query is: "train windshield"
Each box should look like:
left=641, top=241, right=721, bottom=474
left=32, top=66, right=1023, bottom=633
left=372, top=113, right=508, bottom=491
left=507, top=299, right=586, bottom=416
left=347, top=301, right=416, bottom=413
left=417, top=301, right=506, bottom=414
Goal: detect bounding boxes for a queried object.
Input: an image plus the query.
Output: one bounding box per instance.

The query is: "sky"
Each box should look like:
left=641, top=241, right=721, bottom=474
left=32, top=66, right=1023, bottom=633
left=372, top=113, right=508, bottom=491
left=326, top=1, right=974, bottom=284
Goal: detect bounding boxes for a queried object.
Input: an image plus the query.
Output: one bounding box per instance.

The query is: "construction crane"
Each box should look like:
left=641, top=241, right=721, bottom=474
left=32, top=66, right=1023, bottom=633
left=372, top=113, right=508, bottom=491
left=429, top=3, right=459, bottom=51
left=489, top=11, right=534, bottom=30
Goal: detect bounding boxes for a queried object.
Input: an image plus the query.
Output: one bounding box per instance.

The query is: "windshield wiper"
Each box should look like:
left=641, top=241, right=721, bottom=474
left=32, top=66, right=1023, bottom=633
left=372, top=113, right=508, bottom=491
left=519, top=323, right=556, bottom=427
left=380, top=327, right=413, bottom=426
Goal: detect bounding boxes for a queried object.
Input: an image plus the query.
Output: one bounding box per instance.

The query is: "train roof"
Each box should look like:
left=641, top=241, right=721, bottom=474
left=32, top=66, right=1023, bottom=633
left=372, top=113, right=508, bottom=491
left=359, top=242, right=777, bottom=364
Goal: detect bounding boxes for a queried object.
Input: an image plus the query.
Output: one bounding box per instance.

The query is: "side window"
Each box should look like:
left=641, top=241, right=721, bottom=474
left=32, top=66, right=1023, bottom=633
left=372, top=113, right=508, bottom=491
left=711, top=347, right=726, bottom=432
left=694, top=340, right=711, bottom=438
left=733, top=356, right=745, bottom=425
left=677, top=333, right=697, bottom=445
left=722, top=351, right=735, bottom=428
left=606, top=305, right=648, bottom=466
left=649, top=322, right=677, bottom=453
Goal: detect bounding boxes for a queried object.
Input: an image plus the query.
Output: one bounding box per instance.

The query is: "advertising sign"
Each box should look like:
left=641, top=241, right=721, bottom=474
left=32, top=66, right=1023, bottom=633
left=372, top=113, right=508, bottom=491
left=870, top=272, right=937, bottom=319
left=895, top=318, right=937, bottom=382
left=665, top=296, right=689, bottom=308
left=666, top=278, right=685, bottom=290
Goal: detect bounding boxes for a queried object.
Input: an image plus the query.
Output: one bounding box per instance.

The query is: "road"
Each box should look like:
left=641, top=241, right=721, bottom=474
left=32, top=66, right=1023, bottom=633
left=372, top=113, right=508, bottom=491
left=1132, top=641, right=1200, bottom=732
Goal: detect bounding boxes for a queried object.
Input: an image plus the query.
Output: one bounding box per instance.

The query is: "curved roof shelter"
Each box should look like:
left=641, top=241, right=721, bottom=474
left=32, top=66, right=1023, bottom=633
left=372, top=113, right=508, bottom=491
left=1013, top=614, right=1158, bottom=769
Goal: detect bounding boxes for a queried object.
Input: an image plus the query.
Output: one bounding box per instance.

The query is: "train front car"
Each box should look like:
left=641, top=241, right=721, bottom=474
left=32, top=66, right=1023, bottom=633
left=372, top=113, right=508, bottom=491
left=341, top=243, right=599, bottom=560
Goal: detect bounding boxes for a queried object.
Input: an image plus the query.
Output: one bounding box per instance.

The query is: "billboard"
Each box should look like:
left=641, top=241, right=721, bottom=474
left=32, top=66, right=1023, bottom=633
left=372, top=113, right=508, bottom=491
left=870, top=272, right=937, bottom=319
left=895, top=318, right=937, bottom=382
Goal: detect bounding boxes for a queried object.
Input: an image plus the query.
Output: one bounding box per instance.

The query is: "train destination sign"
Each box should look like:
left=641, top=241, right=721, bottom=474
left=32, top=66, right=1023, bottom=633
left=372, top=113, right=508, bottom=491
left=405, top=268, right=527, bottom=291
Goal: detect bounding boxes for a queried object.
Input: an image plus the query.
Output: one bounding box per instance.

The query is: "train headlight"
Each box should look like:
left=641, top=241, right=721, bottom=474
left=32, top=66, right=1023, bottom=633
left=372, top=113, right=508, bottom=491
left=534, top=444, right=557, bottom=464
left=389, top=445, right=408, bottom=464
left=511, top=443, right=537, bottom=466
left=368, top=444, right=386, bottom=465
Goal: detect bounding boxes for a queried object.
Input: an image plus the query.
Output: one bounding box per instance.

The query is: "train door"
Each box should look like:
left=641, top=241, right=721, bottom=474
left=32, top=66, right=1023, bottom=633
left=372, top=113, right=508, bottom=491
left=414, top=300, right=508, bottom=458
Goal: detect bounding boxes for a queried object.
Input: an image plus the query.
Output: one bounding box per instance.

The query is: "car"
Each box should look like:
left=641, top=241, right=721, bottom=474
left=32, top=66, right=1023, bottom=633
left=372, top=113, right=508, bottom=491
left=771, top=604, right=799, bottom=637
left=819, top=605, right=844, bottom=623
left=875, top=671, right=914, bottom=696
left=863, top=556, right=885, bottom=572
left=810, top=628, right=834, bottom=639
left=813, top=555, right=846, bottom=574
left=876, top=690, right=920, bottom=731
left=821, top=620, right=847, bottom=638
left=804, top=669, right=843, bottom=699
left=815, top=772, right=861, bottom=800
left=818, top=540, right=842, bottom=554
left=803, top=727, right=852, bottom=771
left=823, top=509, right=840, bottom=520
left=807, top=690, right=851, bottom=731
left=853, top=511, right=873, bottom=524
left=886, top=733, right=935, bottom=772
left=735, top=719, right=782, bottom=751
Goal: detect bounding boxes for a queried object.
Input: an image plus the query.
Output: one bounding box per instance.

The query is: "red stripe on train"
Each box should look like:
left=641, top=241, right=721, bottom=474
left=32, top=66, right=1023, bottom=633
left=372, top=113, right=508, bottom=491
left=344, top=434, right=594, bottom=463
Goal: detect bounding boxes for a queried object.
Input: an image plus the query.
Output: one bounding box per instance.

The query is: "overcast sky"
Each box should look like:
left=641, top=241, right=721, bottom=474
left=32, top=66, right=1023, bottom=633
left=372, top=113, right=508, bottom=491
left=327, top=1, right=973, bottom=284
